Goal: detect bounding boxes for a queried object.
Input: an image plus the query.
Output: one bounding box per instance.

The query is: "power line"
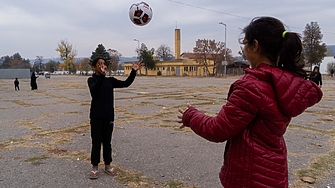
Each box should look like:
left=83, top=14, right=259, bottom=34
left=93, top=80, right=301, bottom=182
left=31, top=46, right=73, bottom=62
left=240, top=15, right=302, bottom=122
left=165, top=0, right=335, bottom=35
left=165, top=0, right=250, bottom=20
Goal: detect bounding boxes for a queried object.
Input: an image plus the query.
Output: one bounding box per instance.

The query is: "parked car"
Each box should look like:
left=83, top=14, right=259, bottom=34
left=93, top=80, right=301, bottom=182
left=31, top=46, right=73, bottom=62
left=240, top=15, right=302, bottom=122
left=45, top=73, right=51, bottom=79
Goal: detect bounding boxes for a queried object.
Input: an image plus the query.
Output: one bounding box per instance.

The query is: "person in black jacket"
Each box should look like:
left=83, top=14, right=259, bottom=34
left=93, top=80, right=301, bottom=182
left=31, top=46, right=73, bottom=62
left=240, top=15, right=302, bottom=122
left=87, top=57, right=141, bottom=179
left=309, top=66, right=322, bottom=88
left=30, top=72, right=38, bottom=90
left=14, top=78, right=20, bottom=91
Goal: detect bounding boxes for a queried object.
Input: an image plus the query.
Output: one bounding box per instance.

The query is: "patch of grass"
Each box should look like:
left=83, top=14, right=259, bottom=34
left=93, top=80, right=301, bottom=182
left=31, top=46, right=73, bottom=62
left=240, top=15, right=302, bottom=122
left=15, top=120, right=43, bottom=132
left=165, top=180, right=197, bottom=188
left=64, top=111, right=82, bottom=114
left=296, top=150, right=335, bottom=179
left=80, top=102, right=90, bottom=106
left=12, top=100, right=34, bottom=107
left=47, top=147, right=68, bottom=156
left=319, top=118, right=334, bottom=122
left=13, top=156, right=21, bottom=160
left=24, top=155, right=49, bottom=163
left=112, top=165, right=152, bottom=187
left=0, top=143, right=8, bottom=151
left=165, top=181, right=184, bottom=188
left=70, top=151, right=90, bottom=161
left=288, top=124, right=335, bottom=136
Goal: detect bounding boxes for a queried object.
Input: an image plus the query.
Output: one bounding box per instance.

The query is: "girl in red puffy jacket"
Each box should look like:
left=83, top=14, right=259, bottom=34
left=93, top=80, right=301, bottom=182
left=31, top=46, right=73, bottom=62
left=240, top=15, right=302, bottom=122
left=178, top=16, right=323, bottom=188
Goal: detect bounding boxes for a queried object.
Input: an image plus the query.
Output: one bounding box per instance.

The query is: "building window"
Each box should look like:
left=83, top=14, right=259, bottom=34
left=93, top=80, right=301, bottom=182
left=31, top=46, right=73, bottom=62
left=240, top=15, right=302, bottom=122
left=167, top=67, right=170, bottom=71
left=171, top=67, right=175, bottom=71
left=184, top=67, right=188, bottom=71
left=194, top=66, right=198, bottom=71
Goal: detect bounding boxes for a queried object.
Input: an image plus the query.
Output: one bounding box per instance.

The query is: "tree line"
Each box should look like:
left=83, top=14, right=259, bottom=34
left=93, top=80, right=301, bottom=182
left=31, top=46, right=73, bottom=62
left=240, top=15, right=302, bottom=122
left=0, top=21, right=329, bottom=75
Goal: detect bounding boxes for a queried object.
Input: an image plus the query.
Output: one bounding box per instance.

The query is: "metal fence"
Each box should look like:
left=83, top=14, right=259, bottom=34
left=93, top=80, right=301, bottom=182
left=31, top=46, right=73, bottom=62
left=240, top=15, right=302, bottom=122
left=0, top=69, right=31, bottom=79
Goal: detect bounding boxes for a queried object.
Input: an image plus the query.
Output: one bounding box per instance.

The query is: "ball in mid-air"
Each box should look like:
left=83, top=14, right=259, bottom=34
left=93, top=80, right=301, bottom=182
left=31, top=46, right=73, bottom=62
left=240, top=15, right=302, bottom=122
left=129, top=2, right=153, bottom=26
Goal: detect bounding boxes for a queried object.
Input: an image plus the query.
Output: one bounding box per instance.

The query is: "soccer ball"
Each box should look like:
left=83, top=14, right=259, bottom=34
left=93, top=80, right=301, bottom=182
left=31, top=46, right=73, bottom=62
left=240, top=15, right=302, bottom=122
left=129, top=2, right=153, bottom=26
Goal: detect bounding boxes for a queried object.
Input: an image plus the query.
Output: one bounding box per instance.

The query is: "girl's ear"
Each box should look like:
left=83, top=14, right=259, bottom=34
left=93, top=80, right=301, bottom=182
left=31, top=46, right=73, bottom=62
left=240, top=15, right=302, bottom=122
left=253, top=39, right=260, bottom=52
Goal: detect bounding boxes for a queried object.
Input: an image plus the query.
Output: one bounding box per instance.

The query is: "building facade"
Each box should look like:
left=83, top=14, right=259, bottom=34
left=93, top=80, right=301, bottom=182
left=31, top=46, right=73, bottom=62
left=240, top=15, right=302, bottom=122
left=124, top=56, right=216, bottom=77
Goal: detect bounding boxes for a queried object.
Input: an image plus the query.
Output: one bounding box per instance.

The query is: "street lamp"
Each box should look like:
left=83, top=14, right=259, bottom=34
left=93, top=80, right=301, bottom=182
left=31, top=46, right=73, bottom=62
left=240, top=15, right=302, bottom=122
left=134, top=39, right=140, bottom=49
left=134, top=38, right=141, bottom=75
left=219, top=22, right=227, bottom=77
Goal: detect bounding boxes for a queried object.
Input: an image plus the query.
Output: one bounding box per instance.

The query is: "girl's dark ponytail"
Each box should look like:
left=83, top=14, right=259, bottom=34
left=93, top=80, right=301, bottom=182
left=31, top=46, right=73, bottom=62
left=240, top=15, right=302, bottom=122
left=242, top=17, right=307, bottom=78
left=278, top=31, right=307, bottom=78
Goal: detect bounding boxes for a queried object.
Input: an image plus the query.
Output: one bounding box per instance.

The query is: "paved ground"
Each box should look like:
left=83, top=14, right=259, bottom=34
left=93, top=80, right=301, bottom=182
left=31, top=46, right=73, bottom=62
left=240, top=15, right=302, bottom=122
left=0, top=74, right=334, bottom=188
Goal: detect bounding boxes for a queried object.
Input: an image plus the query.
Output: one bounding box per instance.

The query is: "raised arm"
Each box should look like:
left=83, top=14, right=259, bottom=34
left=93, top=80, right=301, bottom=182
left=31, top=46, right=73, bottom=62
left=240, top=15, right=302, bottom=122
left=181, top=80, right=261, bottom=142
left=112, top=61, right=141, bottom=88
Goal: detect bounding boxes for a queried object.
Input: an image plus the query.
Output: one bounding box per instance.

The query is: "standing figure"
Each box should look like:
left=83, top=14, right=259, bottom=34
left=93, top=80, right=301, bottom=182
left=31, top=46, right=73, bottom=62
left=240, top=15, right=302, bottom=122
left=309, top=66, right=322, bottom=88
left=178, top=16, right=323, bottom=188
left=87, top=57, right=141, bottom=179
left=30, top=72, right=38, bottom=90
left=14, top=78, right=20, bottom=91
left=330, top=69, right=334, bottom=77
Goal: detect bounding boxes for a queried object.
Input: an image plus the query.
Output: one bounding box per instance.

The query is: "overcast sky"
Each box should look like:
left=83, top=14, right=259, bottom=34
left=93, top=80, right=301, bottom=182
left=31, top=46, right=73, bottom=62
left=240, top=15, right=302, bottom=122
left=1, top=0, right=335, bottom=60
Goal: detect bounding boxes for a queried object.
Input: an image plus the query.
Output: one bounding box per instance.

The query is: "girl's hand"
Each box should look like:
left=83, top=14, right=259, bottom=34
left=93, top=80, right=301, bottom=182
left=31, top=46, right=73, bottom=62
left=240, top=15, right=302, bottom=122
left=177, top=103, right=192, bottom=129
left=132, top=61, right=142, bottom=71
left=98, top=61, right=107, bottom=75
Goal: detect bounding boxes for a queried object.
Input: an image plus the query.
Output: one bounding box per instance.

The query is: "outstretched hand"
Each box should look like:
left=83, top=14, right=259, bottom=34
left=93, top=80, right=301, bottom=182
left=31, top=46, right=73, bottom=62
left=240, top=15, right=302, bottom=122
left=132, top=61, right=142, bottom=71
left=177, top=103, right=192, bottom=129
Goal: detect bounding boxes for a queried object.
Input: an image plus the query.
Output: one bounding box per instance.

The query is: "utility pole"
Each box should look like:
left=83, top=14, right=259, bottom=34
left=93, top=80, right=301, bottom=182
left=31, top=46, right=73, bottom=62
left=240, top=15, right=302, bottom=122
left=219, top=22, right=227, bottom=77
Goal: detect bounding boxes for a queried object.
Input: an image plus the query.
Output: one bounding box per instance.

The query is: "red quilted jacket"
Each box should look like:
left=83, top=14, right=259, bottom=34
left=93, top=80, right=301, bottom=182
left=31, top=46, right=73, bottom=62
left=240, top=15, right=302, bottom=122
left=182, top=64, right=323, bottom=188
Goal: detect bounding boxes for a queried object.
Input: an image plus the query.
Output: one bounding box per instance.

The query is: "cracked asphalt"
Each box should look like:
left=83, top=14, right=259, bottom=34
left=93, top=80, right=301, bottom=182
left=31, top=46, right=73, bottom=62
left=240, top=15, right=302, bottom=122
left=0, top=74, right=334, bottom=188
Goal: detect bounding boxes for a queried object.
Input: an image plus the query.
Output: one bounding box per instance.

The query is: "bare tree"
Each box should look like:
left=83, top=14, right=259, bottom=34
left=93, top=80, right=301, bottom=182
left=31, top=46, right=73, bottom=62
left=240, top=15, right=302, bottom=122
left=193, top=39, right=228, bottom=76
left=75, top=58, right=91, bottom=75
left=45, top=60, right=59, bottom=73
left=156, top=44, right=174, bottom=61
left=327, top=62, right=335, bottom=75
left=107, top=49, right=122, bottom=74
left=34, top=56, right=43, bottom=73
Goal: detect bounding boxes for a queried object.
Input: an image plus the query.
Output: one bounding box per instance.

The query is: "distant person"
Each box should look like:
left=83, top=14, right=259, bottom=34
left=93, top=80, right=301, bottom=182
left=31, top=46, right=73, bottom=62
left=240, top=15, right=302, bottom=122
left=87, top=57, right=141, bottom=179
left=14, top=78, right=19, bottom=91
left=330, top=69, right=334, bottom=77
left=177, top=16, right=323, bottom=187
left=309, top=66, right=322, bottom=88
left=30, top=72, right=38, bottom=90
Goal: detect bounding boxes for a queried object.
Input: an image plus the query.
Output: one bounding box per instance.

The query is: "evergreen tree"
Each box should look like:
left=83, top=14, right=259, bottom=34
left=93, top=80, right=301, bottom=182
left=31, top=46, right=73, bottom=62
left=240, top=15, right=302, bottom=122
left=136, top=43, right=155, bottom=75
left=90, top=44, right=111, bottom=65
left=302, top=22, right=327, bottom=70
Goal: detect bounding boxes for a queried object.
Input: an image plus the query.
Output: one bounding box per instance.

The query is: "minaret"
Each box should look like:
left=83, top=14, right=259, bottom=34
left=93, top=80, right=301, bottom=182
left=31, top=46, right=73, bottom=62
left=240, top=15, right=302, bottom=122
left=175, top=28, right=181, bottom=59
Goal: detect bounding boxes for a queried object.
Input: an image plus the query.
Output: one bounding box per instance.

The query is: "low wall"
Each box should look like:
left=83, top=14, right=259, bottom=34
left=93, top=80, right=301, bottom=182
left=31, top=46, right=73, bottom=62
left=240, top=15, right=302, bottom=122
left=0, top=69, right=31, bottom=79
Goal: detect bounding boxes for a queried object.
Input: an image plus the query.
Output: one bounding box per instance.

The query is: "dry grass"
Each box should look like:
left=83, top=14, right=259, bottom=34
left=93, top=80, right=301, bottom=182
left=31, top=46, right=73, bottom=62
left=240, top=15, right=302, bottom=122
left=24, top=155, right=49, bottom=163
left=290, top=150, right=335, bottom=187
left=110, top=164, right=197, bottom=188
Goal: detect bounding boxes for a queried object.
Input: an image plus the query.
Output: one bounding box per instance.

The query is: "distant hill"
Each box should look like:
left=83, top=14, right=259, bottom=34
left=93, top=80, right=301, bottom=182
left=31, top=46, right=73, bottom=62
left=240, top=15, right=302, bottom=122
left=29, top=56, right=138, bottom=65
left=119, top=56, right=138, bottom=64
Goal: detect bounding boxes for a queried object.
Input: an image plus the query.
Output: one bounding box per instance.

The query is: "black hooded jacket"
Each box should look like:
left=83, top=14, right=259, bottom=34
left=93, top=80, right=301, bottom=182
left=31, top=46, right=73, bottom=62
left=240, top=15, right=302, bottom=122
left=88, top=69, right=137, bottom=119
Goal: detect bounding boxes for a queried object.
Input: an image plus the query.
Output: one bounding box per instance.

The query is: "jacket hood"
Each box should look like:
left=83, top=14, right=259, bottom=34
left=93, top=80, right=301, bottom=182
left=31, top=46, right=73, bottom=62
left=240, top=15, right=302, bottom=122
left=245, top=63, right=323, bottom=117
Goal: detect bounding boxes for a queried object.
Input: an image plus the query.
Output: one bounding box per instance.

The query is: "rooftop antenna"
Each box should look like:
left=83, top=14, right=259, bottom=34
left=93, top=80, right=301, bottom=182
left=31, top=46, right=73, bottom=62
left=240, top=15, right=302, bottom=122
left=175, top=21, right=178, bottom=29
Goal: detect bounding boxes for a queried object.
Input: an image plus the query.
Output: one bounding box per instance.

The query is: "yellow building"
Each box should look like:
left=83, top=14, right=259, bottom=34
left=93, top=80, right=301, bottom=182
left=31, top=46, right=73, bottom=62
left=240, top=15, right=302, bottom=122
left=124, top=56, right=215, bottom=77
left=124, top=29, right=215, bottom=76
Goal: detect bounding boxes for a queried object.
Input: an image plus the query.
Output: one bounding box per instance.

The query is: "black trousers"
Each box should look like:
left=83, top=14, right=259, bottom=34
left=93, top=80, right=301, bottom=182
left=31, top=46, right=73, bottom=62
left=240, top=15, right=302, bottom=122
left=15, top=85, right=19, bottom=90
left=90, top=118, right=114, bottom=166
